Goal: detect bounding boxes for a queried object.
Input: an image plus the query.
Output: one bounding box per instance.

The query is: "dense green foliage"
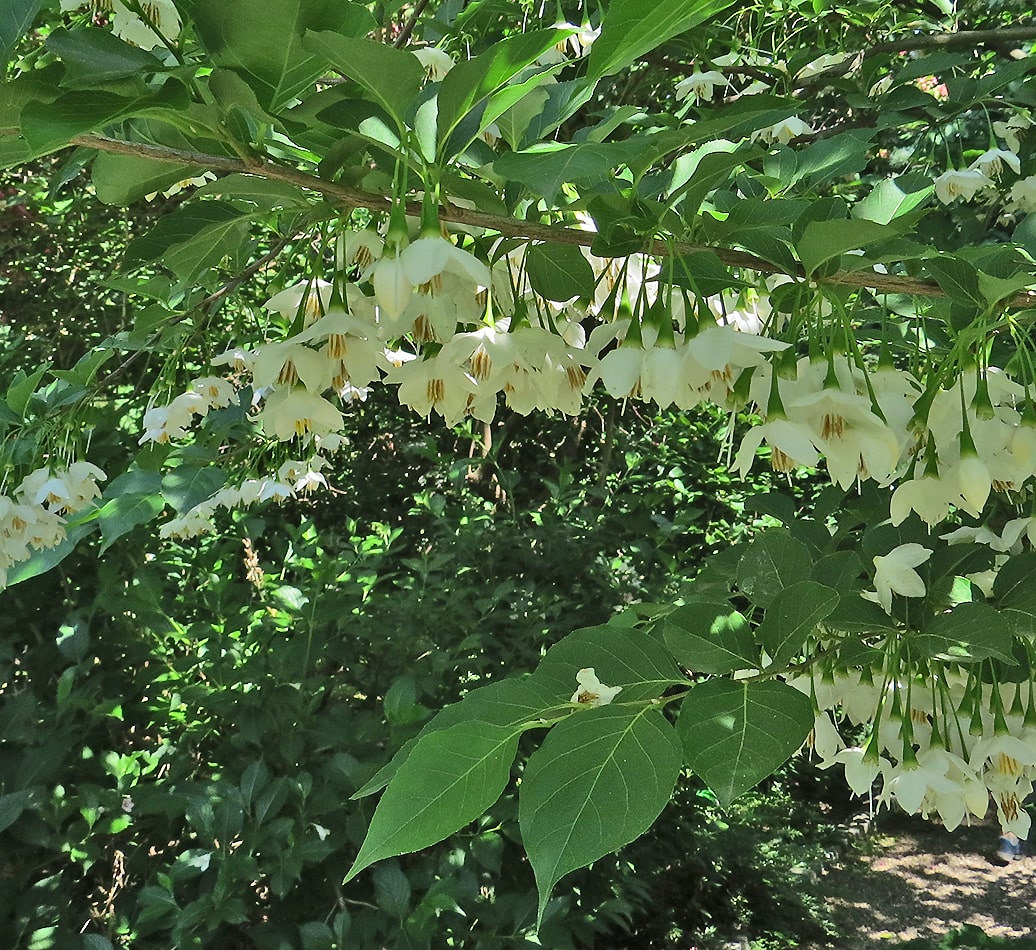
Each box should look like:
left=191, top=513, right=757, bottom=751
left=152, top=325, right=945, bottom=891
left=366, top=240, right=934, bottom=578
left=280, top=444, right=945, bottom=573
left=7, top=0, right=1036, bottom=946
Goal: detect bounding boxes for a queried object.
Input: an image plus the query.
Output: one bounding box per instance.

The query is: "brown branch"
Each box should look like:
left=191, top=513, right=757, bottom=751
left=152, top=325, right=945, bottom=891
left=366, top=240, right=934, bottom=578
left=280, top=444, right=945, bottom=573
left=63, top=132, right=1036, bottom=309
left=865, top=25, right=1036, bottom=57
left=392, top=0, right=432, bottom=49
left=197, top=231, right=297, bottom=311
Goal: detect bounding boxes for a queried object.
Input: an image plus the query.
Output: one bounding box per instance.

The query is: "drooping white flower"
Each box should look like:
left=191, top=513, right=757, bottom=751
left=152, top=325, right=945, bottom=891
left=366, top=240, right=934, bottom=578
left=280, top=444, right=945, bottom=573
left=889, top=474, right=956, bottom=527
left=734, top=417, right=823, bottom=477
left=795, top=52, right=850, bottom=80
left=993, top=114, right=1034, bottom=153
left=257, top=388, right=344, bottom=442
left=970, top=148, right=1021, bottom=180
left=675, top=70, right=728, bottom=103
left=1008, top=175, right=1036, bottom=212
left=412, top=47, right=455, bottom=81
left=264, top=280, right=334, bottom=325
left=862, top=542, right=933, bottom=614
left=751, top=116, right=813, bottom=145
left=570, top=668, right=622, bottom=707
left=934, top=168, right=993, bottom=204
left=190, top=376, right=237, bottom=410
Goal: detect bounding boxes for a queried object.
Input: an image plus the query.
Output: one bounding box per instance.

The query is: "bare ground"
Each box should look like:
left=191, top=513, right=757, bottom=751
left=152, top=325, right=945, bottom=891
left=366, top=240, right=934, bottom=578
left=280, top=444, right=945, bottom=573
left=808, top=815, right=1036, bottom=948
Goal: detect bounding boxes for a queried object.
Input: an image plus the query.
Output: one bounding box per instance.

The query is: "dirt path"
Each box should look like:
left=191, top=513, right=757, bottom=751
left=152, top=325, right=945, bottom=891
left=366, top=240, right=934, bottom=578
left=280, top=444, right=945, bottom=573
left=811, top=817, right=1036, bottom=948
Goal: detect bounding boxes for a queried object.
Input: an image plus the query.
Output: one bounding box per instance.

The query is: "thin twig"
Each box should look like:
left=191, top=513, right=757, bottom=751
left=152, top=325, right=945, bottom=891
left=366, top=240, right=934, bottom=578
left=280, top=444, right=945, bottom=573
left=865, top=25, right=1036, bottom=57
left=197, top=231, right=297, bottom=311
left=49, top=131, right=1035, bottom=309
left=392, top=0, right=432, bottom=49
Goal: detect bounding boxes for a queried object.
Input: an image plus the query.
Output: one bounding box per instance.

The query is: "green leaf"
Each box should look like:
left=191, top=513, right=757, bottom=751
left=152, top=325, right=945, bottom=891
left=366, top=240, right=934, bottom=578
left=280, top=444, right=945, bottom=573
left=494, top=140, right=640, bottom=204
left=736, top=529, right=813, bottom=607
left=344, top=721, right=522, bottom=881
left=97, top=493, right=165, bottom=553
left=977, top=270, right=1034, bottom=309
left=910, top=603, right=1015, bottom=663
left=755, top=581, right=839, bottom=668
left=191, top=0, right=376, bottom=111
left=533, top=623, right=685, bottom=701
left=525, top=243, right=595, bottom=302
left=239, top=760, right=270, bottom=809
left=671, top=251, right=743, bottom=297
left=46, top=27, right=162, bottom=86
left=994, top=553, right=1036, bottom=615
left=125, top=202, right=252, bottom=282
left=82, top=936, right=116, bottom=950
left=677, top=679, right=813, bottom=806
left=372, top=863, right=411, bottom=918
left=20, top=80, right=189, bottom=155
left=91, top=152, right=203, bottom=206
left=161, top=466, right=226, bottom=513
left=787, top=131, right=873, bottom=187
left=811, top=551, right=863, bottom=590
left=352, top=677, right=569, bottom=799
left=587, top=0, right=737, bottom=81
left=673, top=145, right=756, bottom=215
left=6, top=363, right=49, bottom=417
left=437, top=29, right=562, bottom=154
left=483, top=70, right=556, bottom=150
left=855, top=177, right=933, bottom=225
left=663, top=602, right=756, bottom=674
left=824, top=593, right=900, bottom=635
left=797, top=218, right=899, bottom=277
left=303, top=32, right=424, bottom=128
left=0, top=789, right=32, bottom=834
left=925, top=256, right=981, bottom=305
left=519, top=705, right=682, bottom=923
left=0, top=0, right=40, bottom=72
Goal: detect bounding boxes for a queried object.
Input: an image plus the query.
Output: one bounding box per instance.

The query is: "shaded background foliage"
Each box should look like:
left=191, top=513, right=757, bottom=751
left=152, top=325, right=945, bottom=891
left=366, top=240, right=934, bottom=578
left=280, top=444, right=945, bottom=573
left=0, top=157, right=834, bottom=947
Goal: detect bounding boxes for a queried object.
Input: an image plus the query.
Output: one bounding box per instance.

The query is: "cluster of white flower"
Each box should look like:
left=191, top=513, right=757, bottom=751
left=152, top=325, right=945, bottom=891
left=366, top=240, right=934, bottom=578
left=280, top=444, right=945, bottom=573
left=934, top=146, right=1025, bottom=204
left=0, top=461, right=106, bottom=588
left=797, top=665, right=1036, bottom=838
left=734, top=353, right=1036, bottom=526
left=140, top=376, right=238, bottom=444
left=159, top=458, right=327, bottom=540
left=61, top=0, right=180, bottom=47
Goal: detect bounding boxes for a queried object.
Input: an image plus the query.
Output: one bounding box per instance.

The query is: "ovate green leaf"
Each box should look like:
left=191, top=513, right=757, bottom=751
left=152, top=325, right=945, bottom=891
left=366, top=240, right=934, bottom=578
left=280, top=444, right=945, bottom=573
left=677, top=679, right=813, bottom=806
left=98, top=493, right=165, bottom=553
left=0, top=0, right=40, bottom=72
left=437, top=29, right=562, bottom=154
left=92, top=152, right=203, bottom=206
left=587, top=0, right=737, bottom=81
left=533, top=623, right=685, bottom=701
left=519, top=706, right=681, bottom=923
left=0, top=789, right=32, bottom=834
left=352, top=677, right=567, bottom=798
left=663, top=602, right=756, bottom=674
left=161, top=466, right=226, bottom=513
left=21, top=80, right=188, bottom=155
left=910, top=603, right=1014, bottom=663
left=525, top=243, right=595, bottom=302
left=755, top=581, right=839, bottom=668
left=192, top=0, right=376, bottom=111
left=46, top=27, right=162, bottom=86
left=493, top=140, right=640, bottom=204
left=797, top=218, right=899, bottom=277
left=303, top=32, right=424, bottom=128
left=735, top=530, right=813, bottom=607
left=344, top=721, right=522, bottom=881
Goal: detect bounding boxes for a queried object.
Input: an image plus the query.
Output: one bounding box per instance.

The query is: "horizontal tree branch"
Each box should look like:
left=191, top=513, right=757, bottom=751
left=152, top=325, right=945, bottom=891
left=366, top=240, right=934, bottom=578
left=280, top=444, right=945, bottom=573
left=62, top=131, right=1035, bottom=309
left=865, top=25, right=1036, bottom=56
